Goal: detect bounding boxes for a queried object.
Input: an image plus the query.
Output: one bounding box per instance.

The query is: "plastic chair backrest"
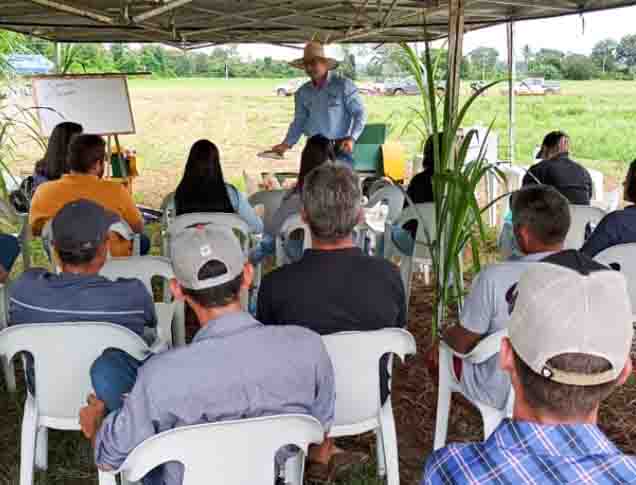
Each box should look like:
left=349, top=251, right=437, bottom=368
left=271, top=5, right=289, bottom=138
left=395, top=203, right=436, bottom=259
left=160, top=192, right=176, bottom=227
left=168, top=212, right=250, bottom=254
left=248, top=190, right=286, bottom=231
left=100, top=256, right=174, bottom=297
left=564, top=205, right=607, bottom=250
left=0, top=322, right=149, bottom=423
left=276, top=213, right=312, bottom=265
left=460, top=329, right=508, bottom=364
left=322, top=329, right=416, bottom=429
left=353, top=124, right=387, bottom=173
left=365, top=185, right=405, bottom=223
left=118, top=415, right=324, bottom=484
left=594, top=243, right=636, bottom=312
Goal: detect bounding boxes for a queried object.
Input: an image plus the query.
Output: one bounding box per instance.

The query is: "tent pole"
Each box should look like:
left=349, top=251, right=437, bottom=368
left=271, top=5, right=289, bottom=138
left=54, top=42, right=62, bottom=73
left=507, top=21, right=516, bottom=164
left=447, top=0, right=465, bottom=121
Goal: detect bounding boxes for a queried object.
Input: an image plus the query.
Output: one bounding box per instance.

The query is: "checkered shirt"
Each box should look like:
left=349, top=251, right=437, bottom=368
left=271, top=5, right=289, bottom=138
left=421, top=419, right=636, bottom=484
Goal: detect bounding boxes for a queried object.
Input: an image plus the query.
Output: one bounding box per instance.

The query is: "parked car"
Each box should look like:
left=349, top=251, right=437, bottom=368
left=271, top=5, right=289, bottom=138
left=275, top=79, right=305, bottom=96
left=500, top=77, right=561, bottom=96
left=384, top=77, right=445, bottom=96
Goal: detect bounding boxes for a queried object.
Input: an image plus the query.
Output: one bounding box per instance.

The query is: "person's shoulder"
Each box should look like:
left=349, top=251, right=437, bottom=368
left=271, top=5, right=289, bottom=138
left=261, top=260, right=304, bottom=286
left=331, top=74, right=356, bottom=90
left=11, top=268, right=49, bottom=290
left=423, top=442, right=486, bottom=481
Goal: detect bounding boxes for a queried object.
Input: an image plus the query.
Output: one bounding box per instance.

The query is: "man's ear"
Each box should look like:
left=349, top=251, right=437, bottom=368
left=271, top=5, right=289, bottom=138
left=300, top=208, right=308, bottom=224
left=241, top=263, right=254, bottom=291
left=500, top=337, right=516, bottom=376
left=170, top=278, right=185, bottom=301
left=559, top=136, right=570, bottom=154
left=616, top=358, right=633, bottom=387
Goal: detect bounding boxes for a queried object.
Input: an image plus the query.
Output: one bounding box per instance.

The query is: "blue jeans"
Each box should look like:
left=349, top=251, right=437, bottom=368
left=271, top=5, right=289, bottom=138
left=140, top=233, right=151, bottom=256
left=0, top=233, right=20, bottom=272
left=91, top=348, right=162, bottom=485
left=375, top=225, right=415, bottom=258
left=335, top=147, right=354, bottom=166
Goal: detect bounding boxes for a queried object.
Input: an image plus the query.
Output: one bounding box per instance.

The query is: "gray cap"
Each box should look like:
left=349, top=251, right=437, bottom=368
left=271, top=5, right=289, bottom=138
left=52, top=199, right=118, bottom=253
left=171, top=225, right=246, bottom=290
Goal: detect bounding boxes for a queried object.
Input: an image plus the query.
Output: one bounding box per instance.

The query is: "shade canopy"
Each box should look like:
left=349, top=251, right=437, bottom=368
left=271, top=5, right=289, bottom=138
left=2, top=0, right=636, bottom=48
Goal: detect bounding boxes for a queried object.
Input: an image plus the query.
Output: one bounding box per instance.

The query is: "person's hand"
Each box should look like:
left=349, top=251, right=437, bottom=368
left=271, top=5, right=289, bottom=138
left=340, top=137, right=354, bottom=154
left=271, top=143, right=291, bottom=156
left=79, top=394, right=106, bottom=442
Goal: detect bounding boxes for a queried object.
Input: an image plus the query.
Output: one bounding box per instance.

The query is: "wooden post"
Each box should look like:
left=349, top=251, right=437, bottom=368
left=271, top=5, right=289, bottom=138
left=507, top=21, right=516, bottom=164
left=447, top=0, right=465, bottom=122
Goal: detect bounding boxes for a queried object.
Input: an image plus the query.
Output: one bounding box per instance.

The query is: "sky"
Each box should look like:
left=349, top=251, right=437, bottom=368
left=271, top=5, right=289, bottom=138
left=236, top=5, right=636, bottom=62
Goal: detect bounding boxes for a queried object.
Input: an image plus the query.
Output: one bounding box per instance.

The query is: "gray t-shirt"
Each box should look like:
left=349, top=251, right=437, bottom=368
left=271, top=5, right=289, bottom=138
left=459, top=252, right=554, bottom=409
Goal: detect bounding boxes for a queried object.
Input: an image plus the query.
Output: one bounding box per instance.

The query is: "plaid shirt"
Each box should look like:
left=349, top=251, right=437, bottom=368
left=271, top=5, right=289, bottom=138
left=422, top=419, right=636, bottom=485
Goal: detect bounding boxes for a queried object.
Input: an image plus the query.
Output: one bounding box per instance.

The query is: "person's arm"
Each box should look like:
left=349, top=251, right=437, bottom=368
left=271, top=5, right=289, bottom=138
left=581, top=214, right=615, bottom=258
left=256, top=275, right=275, bottom=324
left=585, top=169, right=594, bottom=200
left=228, top=185, right=264, bottom=234
left=28, top=186, right=50, bottom=236
left=394, top=267, right=408, bottom=328
left=522, top=165, right=540, bottom=187
left=117, top=187, right=144, bottom=234
left=281, top=89, right=309, bottom=148
left=142, top=284, right=158, bottom=329
left=311, top=340, right=336, bottom=432
left=343, top=79, right=367, bottom=143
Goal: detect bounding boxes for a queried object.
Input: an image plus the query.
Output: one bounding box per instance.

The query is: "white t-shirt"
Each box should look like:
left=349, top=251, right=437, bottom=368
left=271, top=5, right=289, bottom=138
left=459, top=252, right=555, bottom=409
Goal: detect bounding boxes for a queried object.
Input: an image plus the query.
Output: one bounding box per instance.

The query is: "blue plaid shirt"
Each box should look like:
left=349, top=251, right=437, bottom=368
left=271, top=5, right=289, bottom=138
left=422, top=419, right=636, bottom=484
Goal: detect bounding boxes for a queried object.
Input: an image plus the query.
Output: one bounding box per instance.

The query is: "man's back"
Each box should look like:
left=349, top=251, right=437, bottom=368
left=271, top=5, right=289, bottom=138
left=523, top=155, right=593, bottom=205
left=94, top=313, right=335, bottom=485
left=422, top=419, right=636, bottom=485
left=29, top=174, right=143, bottom=257
left=257, top=247, right=406, bottom=334
left=10, top=268, right=156, bottom=338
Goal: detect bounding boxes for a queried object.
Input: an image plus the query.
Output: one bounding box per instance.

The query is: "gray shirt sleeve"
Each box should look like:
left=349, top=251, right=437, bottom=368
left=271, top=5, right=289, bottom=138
left=310, top=341, right=336, bottom=431
left=459, top=270, right=494, bottom=336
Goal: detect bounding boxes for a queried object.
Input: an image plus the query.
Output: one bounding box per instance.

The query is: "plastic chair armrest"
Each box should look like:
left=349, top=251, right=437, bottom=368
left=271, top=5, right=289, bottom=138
left=440, top=329, right=507, bottom=365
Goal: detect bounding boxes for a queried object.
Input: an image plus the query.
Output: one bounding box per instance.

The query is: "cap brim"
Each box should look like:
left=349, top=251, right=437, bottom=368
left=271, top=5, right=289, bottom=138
left=289, top=57, right=338, bottom=70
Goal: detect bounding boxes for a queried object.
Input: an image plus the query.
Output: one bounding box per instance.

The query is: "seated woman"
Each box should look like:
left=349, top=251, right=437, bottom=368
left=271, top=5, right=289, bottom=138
left=581, top=159, right=636, bottom=257
left=33, top=122, right=83, bottom=192
left=250, top=135, right=335, bottom=264
left=174, top=139, right=263, bottom=234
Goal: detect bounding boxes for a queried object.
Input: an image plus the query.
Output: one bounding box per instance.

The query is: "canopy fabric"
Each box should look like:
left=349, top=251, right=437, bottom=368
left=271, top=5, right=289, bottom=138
left=2, top=0, right=636, bottom=48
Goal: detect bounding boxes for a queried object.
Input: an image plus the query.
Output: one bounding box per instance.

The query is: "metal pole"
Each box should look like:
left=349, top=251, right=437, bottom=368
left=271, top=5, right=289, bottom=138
left=507, top=21, right=516, bottom=164
left=54, top=42, right=62, bottom=73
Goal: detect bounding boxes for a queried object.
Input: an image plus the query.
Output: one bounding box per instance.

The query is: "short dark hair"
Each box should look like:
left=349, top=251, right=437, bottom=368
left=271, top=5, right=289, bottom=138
left=541, top=131, right=568, bottom=153
left=56, top=246, right=99, bottom=266
left=511, top=185, right=570, bottom=245
left=624, top=160, right=636, bottom=203
left=513, top=350, right=618, bottom=417
left=181, top=260, right=243, bottom=308
left=67, top=135, right=106, bottom=173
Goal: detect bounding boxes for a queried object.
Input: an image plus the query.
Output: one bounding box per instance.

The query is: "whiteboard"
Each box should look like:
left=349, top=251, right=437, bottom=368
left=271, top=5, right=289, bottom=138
left=32, top=75, right=135, bottom=136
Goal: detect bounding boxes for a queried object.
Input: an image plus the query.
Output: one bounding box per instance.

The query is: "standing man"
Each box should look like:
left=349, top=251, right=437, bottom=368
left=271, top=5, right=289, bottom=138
left=271, top=41, right=367, bottom=165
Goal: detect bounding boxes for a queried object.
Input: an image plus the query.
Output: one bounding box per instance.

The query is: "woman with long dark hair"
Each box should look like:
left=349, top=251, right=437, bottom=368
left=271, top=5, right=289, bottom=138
left=174, top=139, right=262, bottom=233
left=33, top=121, right=83, bottom=191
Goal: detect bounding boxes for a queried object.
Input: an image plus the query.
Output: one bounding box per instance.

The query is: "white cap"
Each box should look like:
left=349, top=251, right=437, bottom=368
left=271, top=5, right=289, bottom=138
left=508, top=262, right=633, bottom=386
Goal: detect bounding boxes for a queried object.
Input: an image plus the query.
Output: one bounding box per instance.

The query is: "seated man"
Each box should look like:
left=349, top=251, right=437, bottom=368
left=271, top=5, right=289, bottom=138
left=80, top=225, right=335, bottom=485
left=257, top=163, right=406, bottom=478
left=29, top=134, right=147, bottom=257
left=422, top=260, right=636, bottom=484
left=425, top=185, right=571, bottom=410
left=522, top=131, right=593, bottom=205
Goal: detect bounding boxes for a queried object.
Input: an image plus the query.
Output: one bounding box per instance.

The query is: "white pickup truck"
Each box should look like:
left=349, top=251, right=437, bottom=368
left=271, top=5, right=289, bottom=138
left=500, top=77, right=561, bottom=96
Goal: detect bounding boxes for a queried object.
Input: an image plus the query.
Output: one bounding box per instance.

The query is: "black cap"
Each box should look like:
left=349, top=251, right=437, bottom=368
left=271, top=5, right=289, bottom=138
left=52, top=199, right=119, bottom=253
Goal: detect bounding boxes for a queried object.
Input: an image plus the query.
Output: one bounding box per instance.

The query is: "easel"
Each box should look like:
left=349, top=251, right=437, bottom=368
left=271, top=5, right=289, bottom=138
left=105, top=134, right=135, bottom=194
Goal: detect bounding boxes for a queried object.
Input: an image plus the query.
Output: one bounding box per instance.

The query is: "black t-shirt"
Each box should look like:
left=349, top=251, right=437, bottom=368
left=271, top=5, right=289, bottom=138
left=257, top=247, right=407, bottom=334
left=522, top=154, right=593, bottom=205
left=406, top=170, right=434, bottom=206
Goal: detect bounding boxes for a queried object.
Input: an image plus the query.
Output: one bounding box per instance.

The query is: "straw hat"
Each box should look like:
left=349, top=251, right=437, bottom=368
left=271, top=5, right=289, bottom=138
left=289, top=41, right=338, bottom=70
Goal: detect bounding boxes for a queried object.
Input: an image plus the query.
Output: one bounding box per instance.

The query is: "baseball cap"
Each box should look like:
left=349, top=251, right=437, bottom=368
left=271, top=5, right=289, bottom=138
left=52, top=199, right=118, bottom=253
left=508, top=261, right=633, bottom=386
left=171, top=225, right=246, bottom=290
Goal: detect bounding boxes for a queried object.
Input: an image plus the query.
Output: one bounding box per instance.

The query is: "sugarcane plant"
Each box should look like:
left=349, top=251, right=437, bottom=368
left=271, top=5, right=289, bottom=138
left=399, top=40, right=506, bottom=337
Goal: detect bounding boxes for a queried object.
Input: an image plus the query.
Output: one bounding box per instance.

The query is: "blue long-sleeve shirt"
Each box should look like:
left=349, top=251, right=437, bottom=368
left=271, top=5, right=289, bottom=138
left=581, top=205, right=636, bottom=257
left=283, top=72, right=367, bottom=147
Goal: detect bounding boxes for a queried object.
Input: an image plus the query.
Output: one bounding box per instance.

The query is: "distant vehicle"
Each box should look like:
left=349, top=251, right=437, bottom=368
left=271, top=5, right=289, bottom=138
left=383, top=77, right=445, bottom=96
left=275, top=79, right=305, bottom=96
left=357, top=81, right=382, bottom=95
left=500, top=77, right=561, bottom=96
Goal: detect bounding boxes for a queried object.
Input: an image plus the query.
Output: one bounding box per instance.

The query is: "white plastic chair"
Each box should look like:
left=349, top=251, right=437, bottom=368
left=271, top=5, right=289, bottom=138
left=276, top=213, right=312, bottom=267
left=302, top=329, right=416, bottom=485
left=365, top=185, right=405, bottom=224
left=0, top=284, right=16, bottom=392
left=0, top=322, right=150, bottom=485
left=588, top=168, right=605, bottom=204
left=564, top=205, right=607, bottom=250
left=160, top=192, right=176, bottom=257
left=248, top=189, right=286, bottom=231
left=100, top=414, right=324, bottom=485
left=99, top=256, right=185, bottom=348
left=594, top=243, right=636, bottom=321
left=434, top=329, right=514, bottom=450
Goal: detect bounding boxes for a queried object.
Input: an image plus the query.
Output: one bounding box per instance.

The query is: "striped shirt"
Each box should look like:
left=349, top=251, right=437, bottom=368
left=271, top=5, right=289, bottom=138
left=9, top=269, right=156, bottom=337
left=422, top=419, right=636, bottom=485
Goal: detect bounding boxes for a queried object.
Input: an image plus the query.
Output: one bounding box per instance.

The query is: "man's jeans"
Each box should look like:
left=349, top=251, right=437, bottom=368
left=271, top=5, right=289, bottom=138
left=91, top=349, right=162, bottom=485
left=335, top=147, right=354, bottom=166
left=0, top=233, right=20, bottom=273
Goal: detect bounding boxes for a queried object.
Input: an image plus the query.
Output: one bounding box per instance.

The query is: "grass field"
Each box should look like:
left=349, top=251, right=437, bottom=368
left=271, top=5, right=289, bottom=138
left=11, top=78, right=636, bottom=207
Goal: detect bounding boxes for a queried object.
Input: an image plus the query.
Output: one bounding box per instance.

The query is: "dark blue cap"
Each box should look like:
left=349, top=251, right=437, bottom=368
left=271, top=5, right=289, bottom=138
left=52, top=199, right=118, bottom=253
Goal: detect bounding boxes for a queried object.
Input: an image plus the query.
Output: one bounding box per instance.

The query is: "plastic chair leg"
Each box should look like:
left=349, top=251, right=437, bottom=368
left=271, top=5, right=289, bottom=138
left=378, top=399, right=399, bottom=485
left=20, top=395, right=37, bottom=485
left=35, top=426, right=48, bottom=471
left=283, top=451, right=304, bottom=485
left=2, top=356, right=16, bottom=393
left=374, top=427, right=387, bottom=478
left=434, top=350, right=453, bottom=451
left=97, top=470, right=118, bottom=485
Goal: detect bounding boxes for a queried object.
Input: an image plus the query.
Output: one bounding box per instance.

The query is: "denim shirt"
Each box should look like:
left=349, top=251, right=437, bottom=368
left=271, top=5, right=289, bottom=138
left=283, top=72, right=367, bottom=147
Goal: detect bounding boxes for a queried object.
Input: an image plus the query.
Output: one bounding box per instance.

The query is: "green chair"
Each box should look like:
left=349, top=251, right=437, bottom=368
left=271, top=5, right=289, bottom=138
left=352, top=124, right=387, bottom=174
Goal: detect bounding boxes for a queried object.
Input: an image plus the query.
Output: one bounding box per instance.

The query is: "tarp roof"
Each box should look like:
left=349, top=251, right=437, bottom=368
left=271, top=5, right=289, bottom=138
left=2, top=1, right=636, bottom=48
